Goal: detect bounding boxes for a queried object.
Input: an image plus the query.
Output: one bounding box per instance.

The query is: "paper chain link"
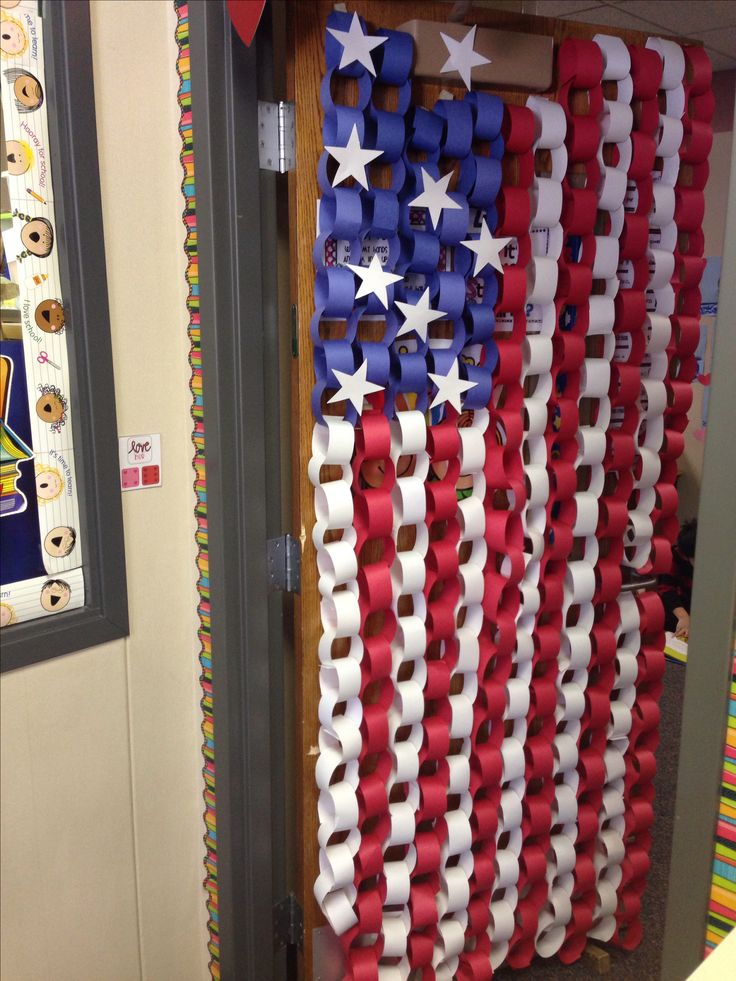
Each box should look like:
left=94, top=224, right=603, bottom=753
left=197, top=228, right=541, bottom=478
left=309, top=11, right=712, bottom=978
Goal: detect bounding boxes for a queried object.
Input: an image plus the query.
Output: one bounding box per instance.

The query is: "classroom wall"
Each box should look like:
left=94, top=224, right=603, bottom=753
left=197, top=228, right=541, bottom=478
left=0, top=3, right=209, bottom=980
left=678, top=74, right=735, bottom=521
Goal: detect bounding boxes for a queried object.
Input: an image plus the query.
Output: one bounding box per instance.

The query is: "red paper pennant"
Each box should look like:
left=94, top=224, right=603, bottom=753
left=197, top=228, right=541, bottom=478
left=226, top=0, right=266, bottom=48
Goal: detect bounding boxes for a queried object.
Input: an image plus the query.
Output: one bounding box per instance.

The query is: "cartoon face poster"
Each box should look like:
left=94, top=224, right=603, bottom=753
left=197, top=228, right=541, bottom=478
left=1, top=0, right=84, bottom=629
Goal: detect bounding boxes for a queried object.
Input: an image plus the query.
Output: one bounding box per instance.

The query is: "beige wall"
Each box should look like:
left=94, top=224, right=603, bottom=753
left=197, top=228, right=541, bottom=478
left=678, top=127, right=734, bottom=521
left=0, top=3, right=208, bottom=980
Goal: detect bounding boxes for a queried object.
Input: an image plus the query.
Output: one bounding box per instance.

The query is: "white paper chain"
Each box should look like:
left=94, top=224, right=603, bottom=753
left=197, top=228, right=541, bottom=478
left=488, top=97, right=565, bottom=971
left=625, top=37, right=684, bottom=570
left=583, top=34, right=635, bottom=943
left=311, top=418, right=363, bottom=935
left=377, top=409, right=430, bottom=977
left=432, top=408, right=488, bottom=980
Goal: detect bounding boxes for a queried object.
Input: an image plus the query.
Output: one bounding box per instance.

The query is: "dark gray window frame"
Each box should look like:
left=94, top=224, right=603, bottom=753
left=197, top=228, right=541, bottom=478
left=1, top=0, right=128, bottom=673
left=187, top=2, right=289, bottom=979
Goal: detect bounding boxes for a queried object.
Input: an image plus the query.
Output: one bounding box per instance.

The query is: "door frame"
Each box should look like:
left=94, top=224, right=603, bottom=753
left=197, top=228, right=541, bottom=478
left=187, top=2, right=290, bottom=978
left=661, top=126, right=736, bottom=979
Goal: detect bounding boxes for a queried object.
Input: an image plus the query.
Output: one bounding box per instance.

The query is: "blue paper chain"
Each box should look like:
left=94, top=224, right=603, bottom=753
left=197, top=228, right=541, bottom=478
left=312, top=9, right=506, bottom=423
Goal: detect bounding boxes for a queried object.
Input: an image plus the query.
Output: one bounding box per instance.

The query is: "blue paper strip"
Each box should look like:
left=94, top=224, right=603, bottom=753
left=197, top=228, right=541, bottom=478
left=313, top=15, right=506, bottom=423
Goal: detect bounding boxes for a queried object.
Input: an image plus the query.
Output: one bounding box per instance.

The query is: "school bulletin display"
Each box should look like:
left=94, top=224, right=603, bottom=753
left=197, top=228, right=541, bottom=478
left=308, top=12, right=713, bottom=978
left=0, top=0, right=84, bottom=626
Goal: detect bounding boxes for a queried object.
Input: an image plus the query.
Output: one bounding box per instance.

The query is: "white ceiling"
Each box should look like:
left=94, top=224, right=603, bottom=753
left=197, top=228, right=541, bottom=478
left=530, top=0, right=736, bottom=70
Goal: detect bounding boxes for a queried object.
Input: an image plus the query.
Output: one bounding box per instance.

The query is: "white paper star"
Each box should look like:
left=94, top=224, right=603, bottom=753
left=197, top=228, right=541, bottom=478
left=428, top=359, right=478, bottom=412
left=324, top=125, right=383, bottom=191
left=395, top=288, right=447, bottom=342
left=329, top=360, right=384, bottom=413
left=347, top=254, right=403, bottom=309
left=440, top=25, right=491, bottom=91
left=427, top=361, right=478, bottom=412
left=409, top=169, right=462, bottom=230
left=461, top=220, right=512, bottom=276
left=327, top=12, right=387, bottom=76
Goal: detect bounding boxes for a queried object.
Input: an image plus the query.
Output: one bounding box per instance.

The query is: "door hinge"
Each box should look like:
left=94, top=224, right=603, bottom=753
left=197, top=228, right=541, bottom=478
left=273, top=893, right=304, bottom=951
left=258, top=100, right=295, bottom=173
left=267, top=534, right=301, bottom=593
left=291, top=304, right=299, bottom=358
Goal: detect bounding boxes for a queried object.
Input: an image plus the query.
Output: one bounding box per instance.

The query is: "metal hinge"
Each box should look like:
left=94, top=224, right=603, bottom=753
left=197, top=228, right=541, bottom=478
left=267, top=534, right=301, bottom=593
left=258, top=100, right=295, bottom=173
left=291, top=304, right=299, bottom=358
left=273, top=893, right=304, bottom=951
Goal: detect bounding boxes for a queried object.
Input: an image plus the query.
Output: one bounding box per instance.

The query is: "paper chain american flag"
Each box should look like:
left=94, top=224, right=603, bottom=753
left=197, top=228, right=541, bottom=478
left=308, top=11, right=713, bottom=980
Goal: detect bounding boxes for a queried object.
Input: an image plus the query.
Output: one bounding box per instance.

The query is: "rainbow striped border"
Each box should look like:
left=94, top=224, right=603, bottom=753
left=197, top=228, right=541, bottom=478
left=175, top=3, right=219, bottom=976
left=706, top=646, right=736, bottom=953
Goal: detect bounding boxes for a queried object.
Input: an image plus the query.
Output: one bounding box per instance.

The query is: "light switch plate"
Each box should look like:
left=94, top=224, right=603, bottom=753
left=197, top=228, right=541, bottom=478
left=119, top=434, right=162, bottom=491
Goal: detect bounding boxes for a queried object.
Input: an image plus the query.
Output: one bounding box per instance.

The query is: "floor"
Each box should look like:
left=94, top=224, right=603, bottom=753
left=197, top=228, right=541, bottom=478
left=494, top=660, right=686, bottom=981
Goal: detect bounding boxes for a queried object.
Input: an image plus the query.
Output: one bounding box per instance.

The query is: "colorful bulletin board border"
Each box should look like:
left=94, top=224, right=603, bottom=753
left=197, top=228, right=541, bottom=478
left=706, top=645, right=736, bottom=954
left=174, top=3, right=219, bottom=977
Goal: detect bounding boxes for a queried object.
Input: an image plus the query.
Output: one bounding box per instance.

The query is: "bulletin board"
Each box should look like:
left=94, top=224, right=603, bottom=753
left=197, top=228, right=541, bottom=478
left=1, top=0, right=127, bottom=673
left=287, top=2, right=713, bottom=977
left=1, top=0, right=84, bottom=627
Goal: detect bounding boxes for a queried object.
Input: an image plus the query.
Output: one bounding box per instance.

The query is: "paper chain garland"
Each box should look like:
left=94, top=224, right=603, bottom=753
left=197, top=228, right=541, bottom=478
left=309, top=11, right=712, bottom=979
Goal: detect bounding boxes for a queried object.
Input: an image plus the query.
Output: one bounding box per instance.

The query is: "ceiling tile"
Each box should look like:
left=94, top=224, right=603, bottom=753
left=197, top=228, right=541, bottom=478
left=558, top=4, right=664, bottom=33
left=609, top=1, right=736, bottom=36
left=478, top=0, right=532, bottom=10
left=533, top=1, right=605, bottom=15
left=707, top=48, right=736, bottom=70
left=693, top=26, right=736, bottom=57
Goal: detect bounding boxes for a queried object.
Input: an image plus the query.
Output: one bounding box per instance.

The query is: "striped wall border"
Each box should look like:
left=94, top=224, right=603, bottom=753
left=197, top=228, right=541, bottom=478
left=706, top=645, right=736, bottom=953
left=174, top=3, right=220, bottom=977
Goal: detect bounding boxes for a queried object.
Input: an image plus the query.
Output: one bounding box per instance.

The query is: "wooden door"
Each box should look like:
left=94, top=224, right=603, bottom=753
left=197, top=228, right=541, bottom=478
left=286, top=5, right=664, bottom=977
